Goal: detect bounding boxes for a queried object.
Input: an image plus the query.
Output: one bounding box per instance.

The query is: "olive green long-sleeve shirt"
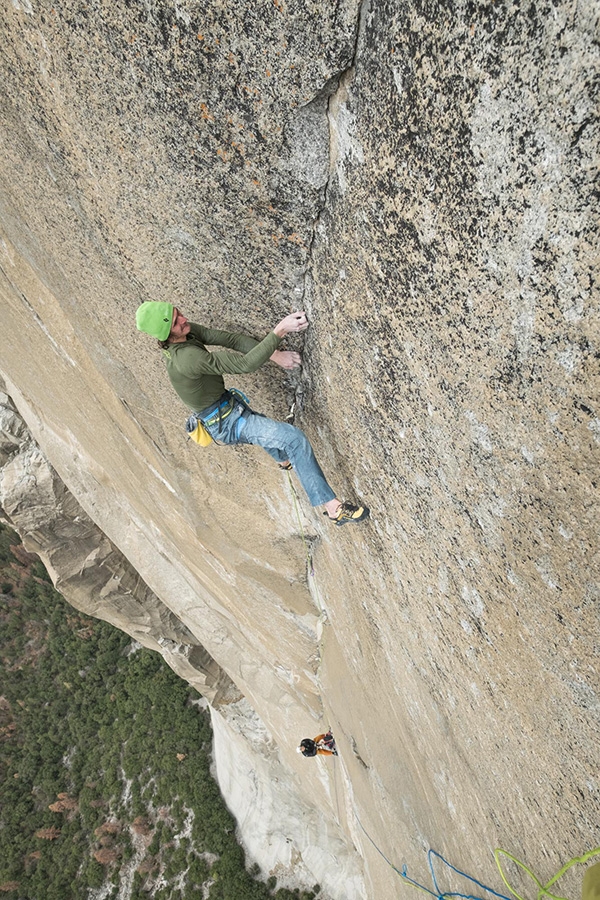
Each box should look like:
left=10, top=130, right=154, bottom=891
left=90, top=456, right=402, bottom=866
left=162, top=323, right=281, bottom=411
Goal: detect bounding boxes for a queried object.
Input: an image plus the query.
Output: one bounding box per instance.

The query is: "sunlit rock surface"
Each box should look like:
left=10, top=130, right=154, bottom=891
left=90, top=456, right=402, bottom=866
left=1, top=0, right=598, bottom=897
left=0, top=392, right=240, bottom=707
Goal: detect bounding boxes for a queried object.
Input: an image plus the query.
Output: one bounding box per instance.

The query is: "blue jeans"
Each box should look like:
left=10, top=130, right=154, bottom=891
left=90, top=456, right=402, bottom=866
left=204, top=401, right=336, bottom=507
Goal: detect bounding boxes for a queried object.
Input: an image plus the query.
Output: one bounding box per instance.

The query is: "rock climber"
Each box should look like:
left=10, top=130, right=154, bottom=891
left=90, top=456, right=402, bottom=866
left=135, top=301, right=369, bottom=526
left=297, top=732, right=338, bottom=757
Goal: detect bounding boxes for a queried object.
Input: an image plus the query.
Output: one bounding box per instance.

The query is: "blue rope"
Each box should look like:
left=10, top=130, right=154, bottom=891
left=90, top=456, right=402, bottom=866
left=354, top=810, right=407, bottom=881
left=354, top=811, right=513, bottom=900
left=428, top=850, right=514, bottom=900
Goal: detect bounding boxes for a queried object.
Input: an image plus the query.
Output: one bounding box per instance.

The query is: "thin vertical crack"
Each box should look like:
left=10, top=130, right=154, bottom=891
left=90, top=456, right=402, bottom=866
left=286, top=0, right=369, bottom=423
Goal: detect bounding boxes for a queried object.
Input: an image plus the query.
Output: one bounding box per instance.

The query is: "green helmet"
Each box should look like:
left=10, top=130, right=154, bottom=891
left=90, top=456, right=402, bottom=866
left=135, top=301, right=174, bottom=340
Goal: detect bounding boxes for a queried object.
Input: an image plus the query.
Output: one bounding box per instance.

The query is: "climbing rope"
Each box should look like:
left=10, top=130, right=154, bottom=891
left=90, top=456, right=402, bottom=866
left=332, top=751, right=342, bottom=824
left=353, top=809, right=425, bottom=887
left=282, top=434, right=597, bottom=900
left=286, top=469, right=316, bottom=578
left=119, top=397, right=173, bottom=425
left=285, top=467, right=334, bottom=734
left=494, top=848, right=600, bottom=900
left=350, top=807, right=598, bottom=900
left=126, top=401, right=597, bottom=900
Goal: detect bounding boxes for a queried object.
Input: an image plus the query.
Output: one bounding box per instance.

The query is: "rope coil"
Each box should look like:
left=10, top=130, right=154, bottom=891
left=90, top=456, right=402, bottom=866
left=352, top=807, right=599, bottom=900
left=495, top=848, right=600, bottom=900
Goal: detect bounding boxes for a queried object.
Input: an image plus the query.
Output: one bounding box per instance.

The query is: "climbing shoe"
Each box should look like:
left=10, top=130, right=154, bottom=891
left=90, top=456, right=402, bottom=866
left=325, top=501, right=370, bottom=526
left=279, top=462, right=293, bottom=471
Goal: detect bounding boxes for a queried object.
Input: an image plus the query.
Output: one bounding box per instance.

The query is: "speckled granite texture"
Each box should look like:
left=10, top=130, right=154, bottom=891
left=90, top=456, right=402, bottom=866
left=0, top=0, right=598, bottom=897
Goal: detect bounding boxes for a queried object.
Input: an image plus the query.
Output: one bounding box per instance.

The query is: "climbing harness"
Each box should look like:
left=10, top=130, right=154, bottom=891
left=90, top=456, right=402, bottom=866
left=319, top=732, right=337, bottom=754
left=185, top=388, right=251, bottom=447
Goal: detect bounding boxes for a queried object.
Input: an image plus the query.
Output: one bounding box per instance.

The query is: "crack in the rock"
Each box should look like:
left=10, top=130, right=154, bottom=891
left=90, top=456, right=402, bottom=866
left=286, top=0, right=369, bottom=423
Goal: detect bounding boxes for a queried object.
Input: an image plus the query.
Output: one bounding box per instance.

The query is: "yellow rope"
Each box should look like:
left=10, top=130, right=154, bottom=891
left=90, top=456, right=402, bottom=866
left=494, top=847, right=600, bottom=900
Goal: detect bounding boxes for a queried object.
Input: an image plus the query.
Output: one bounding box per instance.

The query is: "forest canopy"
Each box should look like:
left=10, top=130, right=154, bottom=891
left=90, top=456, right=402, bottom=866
left=0, top=523, right=319, bottom=900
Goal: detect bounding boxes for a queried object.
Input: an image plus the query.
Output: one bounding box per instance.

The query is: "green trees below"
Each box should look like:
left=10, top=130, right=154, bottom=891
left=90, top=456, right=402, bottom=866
left=0, top=524, right=319, bottom=900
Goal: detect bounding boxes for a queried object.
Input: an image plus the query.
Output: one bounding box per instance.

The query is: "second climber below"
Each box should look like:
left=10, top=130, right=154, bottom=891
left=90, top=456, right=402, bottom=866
left=135, top=301, right=369, bottom=526
left=297, top=732, right=338, bottom=757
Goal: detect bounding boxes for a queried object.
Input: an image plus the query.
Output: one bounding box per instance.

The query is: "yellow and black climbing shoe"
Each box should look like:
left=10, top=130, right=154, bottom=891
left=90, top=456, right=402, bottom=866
left=279, top=462, right=293, bottom=471
left=325, top=501, right=370, bottom=526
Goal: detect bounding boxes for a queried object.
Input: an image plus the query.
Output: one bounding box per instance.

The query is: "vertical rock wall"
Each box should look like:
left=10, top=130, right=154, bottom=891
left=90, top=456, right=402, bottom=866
left=1, top=1, right=598, bottom=898
left=303, top=0, right=599, bottom=893
left=0, top=393, right=365, bottom=898
left=0, top=391, right=240, bottom=706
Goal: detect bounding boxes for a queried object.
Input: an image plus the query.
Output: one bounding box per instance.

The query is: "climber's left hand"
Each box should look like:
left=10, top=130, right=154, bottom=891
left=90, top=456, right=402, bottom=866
left=270, top=350, right=301, bottom=370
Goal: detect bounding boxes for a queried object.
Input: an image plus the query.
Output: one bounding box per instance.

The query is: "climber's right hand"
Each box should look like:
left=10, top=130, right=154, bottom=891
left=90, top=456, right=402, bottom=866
left=274, top=311, right=308, bottom=338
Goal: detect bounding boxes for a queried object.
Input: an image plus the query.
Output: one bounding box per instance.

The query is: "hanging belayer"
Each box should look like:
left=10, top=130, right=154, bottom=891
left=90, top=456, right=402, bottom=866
left=297, top=731, right=338, bottom=757
left=135, top=302, right=369, bottom=526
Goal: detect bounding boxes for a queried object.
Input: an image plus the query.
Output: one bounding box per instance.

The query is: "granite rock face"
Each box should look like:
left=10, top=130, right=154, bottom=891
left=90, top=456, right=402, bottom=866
left=0, top=393, right=364, bottom=898
left=0, top=391, right=239, bottom=707
left=1, top=0, right=598, bottom=898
